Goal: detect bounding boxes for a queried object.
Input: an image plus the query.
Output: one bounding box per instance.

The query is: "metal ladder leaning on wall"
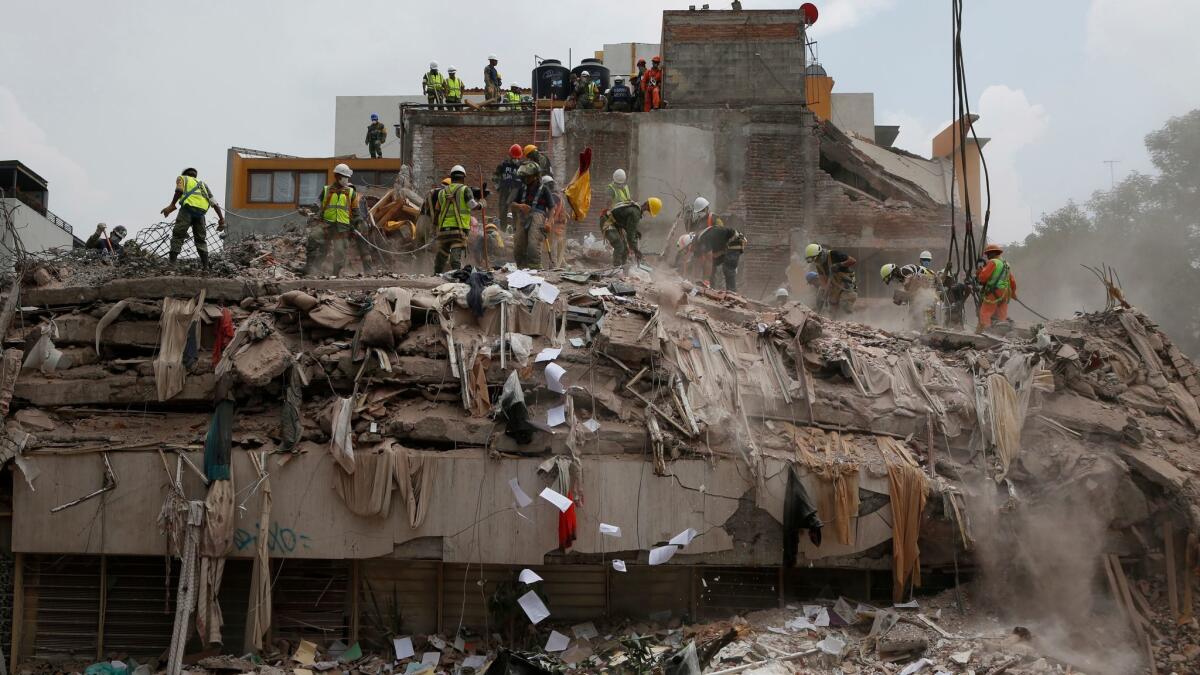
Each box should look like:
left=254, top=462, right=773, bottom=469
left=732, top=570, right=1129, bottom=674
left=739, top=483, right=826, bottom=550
left=531, top=98, right=554, bottom=165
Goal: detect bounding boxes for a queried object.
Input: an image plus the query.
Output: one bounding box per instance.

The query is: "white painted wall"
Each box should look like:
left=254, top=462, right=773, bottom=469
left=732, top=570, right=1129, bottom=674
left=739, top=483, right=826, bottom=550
left=333, top=95, right=427, bottom=158
left=830, top=92, right=875, bottom=140
left=0, top=198, right=77, bottom=270
left=600, top=43, right=661, bottom=79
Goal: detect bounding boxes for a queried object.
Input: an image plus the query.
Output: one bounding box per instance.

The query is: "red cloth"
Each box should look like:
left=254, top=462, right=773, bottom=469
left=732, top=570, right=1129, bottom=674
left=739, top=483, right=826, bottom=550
left=212, top=308, right=236, bottom=366
left=558, top=490, right=578, bottom=551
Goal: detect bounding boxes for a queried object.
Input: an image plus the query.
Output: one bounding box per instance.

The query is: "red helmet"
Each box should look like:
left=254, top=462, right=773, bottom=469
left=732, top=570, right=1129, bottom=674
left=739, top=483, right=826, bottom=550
left=637, top=58, right=646, bottom=66
left=983, top=243, right=1004, bottom=256
left=651, top=55, right=661, bottom=63
left=509, top=144, right=522, bottom=159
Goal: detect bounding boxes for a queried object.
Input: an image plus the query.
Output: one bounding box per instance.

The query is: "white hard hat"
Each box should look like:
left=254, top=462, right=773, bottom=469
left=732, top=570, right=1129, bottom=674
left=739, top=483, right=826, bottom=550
left=541, top=175, right=555, bottom=185
left=430, top=61, right=439, bottom=70
left=613, top=169, right=627, bottom=184
left=448, top=65, right=457, bottom=73
left=580, top=70, right=590, bottom=76
left=693, top=197, right=710, bottom=212
left=775, top=287, right=790, bottom=297
left=333, top=163, right=353, bottom=178
left=920, top=250, right=933, bottom=260
left=488, top=53, right=498, bottom=60
left=450, top=164, right=466, bottom=176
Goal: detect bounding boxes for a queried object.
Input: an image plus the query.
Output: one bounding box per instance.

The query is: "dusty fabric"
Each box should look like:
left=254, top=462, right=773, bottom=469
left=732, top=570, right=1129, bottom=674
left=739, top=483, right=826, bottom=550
left=245, top=452, right=272, bottom=651
left=539, top=455, right=579, bottom=551
left=329, top=397, right=356, bottom=474
left=987, top=373, right=1021, bottom=480
left=394, top=444, right=434, bottom=528
left=498, top=370, right=536, bottom=444
left=308, top=294, right=363, bottom=330
left=154, top=291, right=205, bottom=401
left=818, top=463, right=860, bottom=546
left=197, top=479, right=235, bottom=645
left=280, top=364, right=303, bottom=452
left=878, top=437, right=928, bottom=603
left=480, top=300, right=559, bottom=338
left=468, top=353, right=492, bottom=417
left=279, top=290, right=318, bottom=312
left=333, top=443, right=394, bottom=518
left=212, top=308, right=236, bottom=366
left=203, top=400, right=234, bottom=481
left=783, top=465, right=824, bottom=567
left=183, top=320, right=200, bottom=369
left=197, top=557, right=226, bottom=646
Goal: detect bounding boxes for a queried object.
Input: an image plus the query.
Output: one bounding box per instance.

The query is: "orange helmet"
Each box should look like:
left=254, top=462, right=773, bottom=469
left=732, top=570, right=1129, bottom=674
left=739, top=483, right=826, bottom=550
left=651, top=55, right=661, bottom=63
left=509, top=144, right=522, bottom=159
left=983, top=243, right=1004, bottom=256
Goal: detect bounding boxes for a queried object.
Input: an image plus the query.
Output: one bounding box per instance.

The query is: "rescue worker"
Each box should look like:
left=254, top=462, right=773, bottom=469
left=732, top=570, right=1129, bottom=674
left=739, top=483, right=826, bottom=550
left=86, top=223, right=127, bottom=256
left=804, top=271, right=826, bottom=310
left=774, top=287, right=790, bottom=307
left=678, top=197, right=721, bottom=276
left=606, top=77, right=634, bottom=112
left=975, top=243, right=1016, bottom=332
left=524, top=144, right=552, bottom=177
left=694, top=220, right=747, bottom=291
left=573, top=71, right=599, bottom=110
left=305, top=163, right=360, bottom=276
left=642, top=56, right=664, bottom=111
left=504, top=85, right=523, bottom=110
left=687, top=196, right=715, bottom=232
left=601, top=195, right=661, bottom=267
left=365, top=114, right=387, bottom=158
left=444, top=67, right=465, bottom=107
left=484, top=54, right=502, bottom=102
left=161, top=167, right=224, bottom=268
left=511, top=163, right=555, bottom=269
left=881, top=263, right=937, bottom=330
left=919, top=250, right=934, bottom=270
left=433, top=165, right=485, bottom=273
left=423, top=62, right=446, bottom=109
left=805, top=243, right=857, bottom=315
left=632, top=59, right=648, bottom=112
left=607, top=169, right=633, bottom=210
left=543, top=175, right=570, bottom=267
left=493, top=144, right=525, bottom=230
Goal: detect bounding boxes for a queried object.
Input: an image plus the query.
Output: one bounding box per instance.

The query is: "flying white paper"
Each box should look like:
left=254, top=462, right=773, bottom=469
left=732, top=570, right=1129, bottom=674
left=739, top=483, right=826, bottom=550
left=669, top=528, right=698, bottom=547
left=536, top=283, right=560, bottom=304
left=582, top=418, right=601, bottom=433
left=612, top=559, right=627, bottom=572
left=545, top=362, right=567, bottom=393
left=547, top=404, right=566, bottom=427
left=572, top=622, right=600, bottom=640
left=545, top=630, right=570, bottom=652
left=518, top=568, right=543, bottom=584
left=393, top=637, right=415, bottom=660
left=535, top=347, right=562, bottom=362
left=539, top=487, right=573, bottom=512
left=509, top=478, right=533, bottom=508
left=599, top=523, right=622, bottom=537
left=649, top=545, right=678, bottom=565
left=517, top=590, right=550, bottom=624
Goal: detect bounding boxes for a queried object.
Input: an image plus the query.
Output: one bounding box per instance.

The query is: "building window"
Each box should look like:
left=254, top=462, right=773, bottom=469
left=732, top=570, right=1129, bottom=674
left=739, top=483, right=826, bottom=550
left=249, top=170, right=308, bottom=204
left=272, top=171, right=295, bottom=203
left=249, top=172, right=272, bottom=203
left=298, top=172, right=326, bottom=206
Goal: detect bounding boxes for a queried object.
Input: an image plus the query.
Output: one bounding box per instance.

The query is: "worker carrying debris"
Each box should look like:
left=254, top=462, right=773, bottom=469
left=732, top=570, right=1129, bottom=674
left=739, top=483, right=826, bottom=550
left=642, top=56, right=664, bottom=111
left=493, top=144, right=525, bottom=230
left=605, top=77, right=634, bottom=112
left=444, top=66, right=465, bottom=106
left=600, top=195, right=661, bottom=267
left=975, top=242, right=1017, bottom=332
left=85, top=223, right=127, bottom=257
left=694, top=219, right=747, bottom=292
left=806, top=243, right=857, bottom=316
left=484, top=54, right=502, bottom=102
left=305, top=163, right=361, bottom=276
left=423, top=62, right=446, bottom=109
left=161, top=167, right=224, bottom=268
left=365, top=113, right=387, bottom=158
left=572, top=71, right=599, bottom=110
left=881, top=262, right=937, bottom=330
left=511, top=164, right=557, bottom=269
left=433, top=165, right=485, bottom=273
left=523, top=144, right=552, bottom=177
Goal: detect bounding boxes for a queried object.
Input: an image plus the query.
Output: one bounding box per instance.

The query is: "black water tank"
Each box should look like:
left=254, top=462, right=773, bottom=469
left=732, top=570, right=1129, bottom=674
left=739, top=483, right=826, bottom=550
left=571, top=57, right=611, bottom=92
left=532, top=59, right=571, bottom=100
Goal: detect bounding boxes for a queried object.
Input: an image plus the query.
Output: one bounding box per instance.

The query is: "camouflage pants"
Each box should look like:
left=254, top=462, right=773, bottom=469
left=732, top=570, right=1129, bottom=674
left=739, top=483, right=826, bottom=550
left=513, top=211, right=547, bottom=269
left=170, top=205, right=208, bottom=258
left=368, top=141, right=383, bottom=158
left=306, top=221, right=349, bottom=275
left=433, top=229, right=467, bottom=274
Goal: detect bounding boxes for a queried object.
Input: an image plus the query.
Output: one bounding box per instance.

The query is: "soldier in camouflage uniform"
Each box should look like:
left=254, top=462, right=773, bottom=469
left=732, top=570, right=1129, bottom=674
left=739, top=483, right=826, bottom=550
left=365, top=114, right=387, bottom=158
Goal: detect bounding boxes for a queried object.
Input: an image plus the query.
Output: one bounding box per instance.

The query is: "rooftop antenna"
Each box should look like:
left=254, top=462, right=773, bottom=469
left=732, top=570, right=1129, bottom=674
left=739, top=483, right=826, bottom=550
left=1102, top=159, right=1121, bottom=190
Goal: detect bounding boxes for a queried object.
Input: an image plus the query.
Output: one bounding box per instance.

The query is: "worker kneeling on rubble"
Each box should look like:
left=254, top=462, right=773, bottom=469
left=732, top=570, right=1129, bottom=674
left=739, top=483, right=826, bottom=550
left=433, top=165, right=485, bottom=274
left=976, top=242, right=1017, bottom=332
left=694, top=219, right=747, bottom=292
left=882, top=262, right=936, bottom=330
left=806, top=243, right=857, bottom=316
left=86, top=223, right=127, bottom=257
left=306, top=163, right=361, bottom=276
left=601, top=196, right=661, bottom=267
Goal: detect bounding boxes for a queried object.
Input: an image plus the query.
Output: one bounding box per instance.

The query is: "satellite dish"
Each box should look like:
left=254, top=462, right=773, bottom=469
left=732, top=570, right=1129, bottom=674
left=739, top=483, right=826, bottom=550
left=801, top=2, right=819, bottom=25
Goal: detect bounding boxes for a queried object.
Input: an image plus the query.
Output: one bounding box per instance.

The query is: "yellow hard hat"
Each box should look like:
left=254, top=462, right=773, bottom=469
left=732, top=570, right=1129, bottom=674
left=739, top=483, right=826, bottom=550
left=523, top=144, right=538, bottom=156
left=804, top=243, right=823, bottom=261
left=880, top=263, right=895, bottom=282
left=441, top=177, right=452, bottom=185
left=646, top=197, right=662, bottom=217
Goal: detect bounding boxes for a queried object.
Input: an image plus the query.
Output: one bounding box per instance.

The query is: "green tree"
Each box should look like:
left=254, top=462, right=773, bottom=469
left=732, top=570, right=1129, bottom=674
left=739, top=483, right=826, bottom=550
left=1006, top=110, right=1200, bottom=355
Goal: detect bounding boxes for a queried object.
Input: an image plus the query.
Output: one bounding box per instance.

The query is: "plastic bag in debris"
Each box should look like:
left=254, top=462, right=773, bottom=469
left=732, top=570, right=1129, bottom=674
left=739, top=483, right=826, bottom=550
left=22, top=324, right=65, bottom=373
left=84, top=661, right=128, bottom=675
left=498, top=370, right=536, bottom=445
left=433, top=282, right=471, bottom=308
left=483, top=285, right=514, bottom=307
left=817, top=635, right=846, bottom=657
left=509, top=333, right=533, bottom=366
left=483, top=650, right=554, bottom=675
left=581, top=233, right=607, bottom=256
left=662, top=641, right=701, bottom=675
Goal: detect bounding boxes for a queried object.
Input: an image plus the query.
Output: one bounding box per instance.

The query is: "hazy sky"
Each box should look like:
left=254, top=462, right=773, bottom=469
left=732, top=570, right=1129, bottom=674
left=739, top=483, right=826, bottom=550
left=2, top=0, right=1197, bottom=244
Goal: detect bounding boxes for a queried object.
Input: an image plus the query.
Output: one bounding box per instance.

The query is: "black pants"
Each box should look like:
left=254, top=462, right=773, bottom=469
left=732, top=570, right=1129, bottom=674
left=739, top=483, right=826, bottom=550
left=712, top=250, right=741, bottom=291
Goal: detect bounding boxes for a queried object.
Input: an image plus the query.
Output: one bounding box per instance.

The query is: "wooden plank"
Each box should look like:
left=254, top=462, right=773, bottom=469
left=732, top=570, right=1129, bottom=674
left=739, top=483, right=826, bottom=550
left=1164, top=521, right=1179, bottom=621
left=9, top=553, right=22, bottom=675
left=1108, top=554, right=1148, bottom=646
left=97, top=555, right=108, bottom=659
left=1184, top=533, right=1197, bottom=624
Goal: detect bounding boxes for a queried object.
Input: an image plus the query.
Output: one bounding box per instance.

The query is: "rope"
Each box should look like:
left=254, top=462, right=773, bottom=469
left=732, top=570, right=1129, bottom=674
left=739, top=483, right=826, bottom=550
left=1013, top=296, right=1051, bottom=322
left=350, top=228, right=436, bottom=256
left=219, top=208, right=302, bottom=222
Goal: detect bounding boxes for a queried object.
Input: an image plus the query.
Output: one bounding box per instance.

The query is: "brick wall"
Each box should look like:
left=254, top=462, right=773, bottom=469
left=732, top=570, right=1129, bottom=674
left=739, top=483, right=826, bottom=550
left=559, top=115, right=635, bottom=239
left=405, top=111, right=534, bottom=194
left=662, top=10, right=805, bottom=108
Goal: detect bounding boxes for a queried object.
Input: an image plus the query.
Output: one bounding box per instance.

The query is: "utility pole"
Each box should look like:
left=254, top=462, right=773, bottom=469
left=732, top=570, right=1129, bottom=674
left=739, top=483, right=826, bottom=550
left=1102, top=159, right=1121, bottom=190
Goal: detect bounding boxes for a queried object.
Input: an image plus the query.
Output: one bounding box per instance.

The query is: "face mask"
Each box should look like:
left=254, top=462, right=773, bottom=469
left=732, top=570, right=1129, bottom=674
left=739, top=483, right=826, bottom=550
left=338, top=176, right=350, bottom=187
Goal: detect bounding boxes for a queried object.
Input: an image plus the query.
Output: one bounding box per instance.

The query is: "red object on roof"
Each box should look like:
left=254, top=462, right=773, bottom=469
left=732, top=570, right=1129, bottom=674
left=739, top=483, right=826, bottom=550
left=801, top=2, right=819, bottom=25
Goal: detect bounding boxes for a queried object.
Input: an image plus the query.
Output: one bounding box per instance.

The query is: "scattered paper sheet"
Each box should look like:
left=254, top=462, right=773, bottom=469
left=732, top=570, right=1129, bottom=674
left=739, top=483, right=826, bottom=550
left=540, top=487, right=573, bottom=512
left=569, top=337, right=585, bottom=347
left=547, top=404, right=566, bottom=427
left=453, top=636, right=466, bottom=652
left=785, top=616, right=817, bottom=632
left=649, top=545, right=678, bottom=565
left=427, top=636, right=447, bottom=650
left=899, top=658, right=933, bottom=675
left=536, top=283, right=560, bottom=304
left=588, top=287, right=612, bottom=297
left=294, top=640, right=317, bottom=665
left=545, top=362, right=567, bottom=393
left=393, top=637, right=415, bottom=660
left=894, top=599, right=920, bottom=609
left=421, top=652, right=441, bottom=667
left=572, top=622, right=600, bottom=640
left=612, top=559, right=627, bottom=572
left=582, top=418, right=601, bottom=433
left=507, top=270, right=543, bottom=289
left=545, top=630, right=570, bottom=652
left=535, top=347, right=562, bottom=362
left=518, top=590, right=550, bottom=624
left=402, top=664, right=431, bottom=675
left=599, top=523, right=622, bottom=537
left=814, top=607, right=830, bottom=627
left=519, top=568, right=544, bottom=584
left=669, top=528, right=698, bottom=547
left=462, top=656, right=487, bottom=669
left=509, top=478, right=533, bottom=508
left=817, top=636, right=845, bottom=656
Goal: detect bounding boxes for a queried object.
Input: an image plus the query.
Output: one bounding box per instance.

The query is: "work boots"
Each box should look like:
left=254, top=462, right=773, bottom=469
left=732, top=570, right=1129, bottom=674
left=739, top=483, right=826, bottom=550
left=198, top=251, right=210, bottom=269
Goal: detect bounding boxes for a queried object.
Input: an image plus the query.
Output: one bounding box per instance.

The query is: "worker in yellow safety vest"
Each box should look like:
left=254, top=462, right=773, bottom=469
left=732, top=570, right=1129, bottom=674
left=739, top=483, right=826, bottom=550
left=607, top=169, right=633, bottom=210
left=161, top=167, right=225, bottom=268
left=433, top=165, right=485, bottom=273
left=305, top=163, right=361, bottom=276
left=445, top=66, right=465, bottom=106
left=423, top=62, right=446, bottom=109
